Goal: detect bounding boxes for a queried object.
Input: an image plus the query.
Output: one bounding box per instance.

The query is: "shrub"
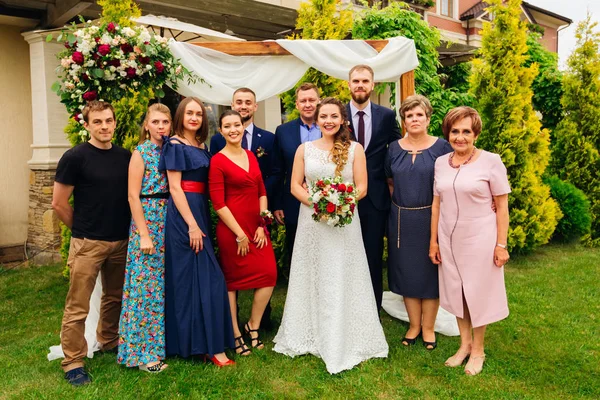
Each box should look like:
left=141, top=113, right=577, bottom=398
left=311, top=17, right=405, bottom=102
left=469, top=0, right=561, bottom=253
left=549, top=15, right=600, bottom=246
left=544, top=176, right=592, bottom=242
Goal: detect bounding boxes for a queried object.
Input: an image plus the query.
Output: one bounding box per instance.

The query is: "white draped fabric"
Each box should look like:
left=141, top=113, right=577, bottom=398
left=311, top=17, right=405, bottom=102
left=382, top=291, right=460, bottom=337
left=168, top=36, right=419, bottom=105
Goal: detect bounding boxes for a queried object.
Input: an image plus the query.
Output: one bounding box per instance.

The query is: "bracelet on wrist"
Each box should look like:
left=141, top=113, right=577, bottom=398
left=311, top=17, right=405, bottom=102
left=496, top=243, right=506, bottom=249
left=236, top=236, right=248, bottom=243
left=188, top=227, right=199, bottom=233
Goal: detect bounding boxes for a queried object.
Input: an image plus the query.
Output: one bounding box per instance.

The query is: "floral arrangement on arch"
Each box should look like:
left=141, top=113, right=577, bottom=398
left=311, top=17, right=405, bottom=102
left=308, top=176, right=358, bottom=228
left=51, top=18, right=195, bottom=121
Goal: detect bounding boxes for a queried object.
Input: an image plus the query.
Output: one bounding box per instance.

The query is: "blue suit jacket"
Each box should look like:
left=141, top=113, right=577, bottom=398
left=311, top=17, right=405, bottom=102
left=271, top=118, right=304, bottom=226
left=346, top=103, right=401, bottom=211
left=209, top=125, right=277, bottom=202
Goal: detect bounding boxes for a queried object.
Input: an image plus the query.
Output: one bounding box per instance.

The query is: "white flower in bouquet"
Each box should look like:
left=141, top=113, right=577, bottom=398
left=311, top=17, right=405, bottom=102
left=327, top=216, right=340, bottom=226
left=311, top=190, right=322, bottom=203
left=326, top=191, right=340, bottom=206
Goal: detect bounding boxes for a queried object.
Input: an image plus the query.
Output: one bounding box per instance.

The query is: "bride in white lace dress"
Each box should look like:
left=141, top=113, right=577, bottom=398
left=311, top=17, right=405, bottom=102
left=273, top=98, right=388, bottom=374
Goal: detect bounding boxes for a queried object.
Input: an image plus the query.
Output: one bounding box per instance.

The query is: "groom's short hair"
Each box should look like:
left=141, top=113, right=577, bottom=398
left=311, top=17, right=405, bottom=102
left=349, top=64, right=374, bottom=80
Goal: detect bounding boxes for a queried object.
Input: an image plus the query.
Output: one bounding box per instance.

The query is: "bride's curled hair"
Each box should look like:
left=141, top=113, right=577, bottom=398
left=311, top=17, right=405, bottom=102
left=316, top=97, right=352, bottom=177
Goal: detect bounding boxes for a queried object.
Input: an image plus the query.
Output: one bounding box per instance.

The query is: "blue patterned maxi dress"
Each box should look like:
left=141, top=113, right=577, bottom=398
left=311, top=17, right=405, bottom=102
left=117, top=140, right=168, bottom=367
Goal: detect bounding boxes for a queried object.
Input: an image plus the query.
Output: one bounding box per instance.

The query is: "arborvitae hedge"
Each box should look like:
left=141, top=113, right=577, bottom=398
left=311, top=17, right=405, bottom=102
left=470, top=0, right=561, bottom=254
left=549, top=15, right=600, bottom=246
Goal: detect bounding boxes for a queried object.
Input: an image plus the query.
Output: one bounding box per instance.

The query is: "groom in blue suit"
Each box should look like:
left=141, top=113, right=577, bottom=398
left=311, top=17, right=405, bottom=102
left=346, top=65, right=402, bottom=311
left=210, top=87, right=276, bottom=202
left=272, top=83, right=321, bottom=262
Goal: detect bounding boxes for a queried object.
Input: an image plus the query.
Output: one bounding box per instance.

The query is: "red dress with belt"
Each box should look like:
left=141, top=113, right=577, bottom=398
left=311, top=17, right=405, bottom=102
left=209, top=150, right=277, bottom=291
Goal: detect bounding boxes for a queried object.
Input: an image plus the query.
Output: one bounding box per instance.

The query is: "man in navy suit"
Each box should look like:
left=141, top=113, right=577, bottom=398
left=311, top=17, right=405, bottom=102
left=346, top=65, right=402, bottom=311
left=272, top=83, right=321, bottom=263
left=210, top=87, right=276, bottom=202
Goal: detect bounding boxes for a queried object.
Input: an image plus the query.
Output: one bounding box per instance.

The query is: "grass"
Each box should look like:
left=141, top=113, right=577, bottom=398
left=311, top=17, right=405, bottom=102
left=0, top=243, right=598, bottom=399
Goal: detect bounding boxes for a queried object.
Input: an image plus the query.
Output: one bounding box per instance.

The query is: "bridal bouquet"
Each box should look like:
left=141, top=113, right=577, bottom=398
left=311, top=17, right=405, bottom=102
left=308, top=176, right=358, bottom=228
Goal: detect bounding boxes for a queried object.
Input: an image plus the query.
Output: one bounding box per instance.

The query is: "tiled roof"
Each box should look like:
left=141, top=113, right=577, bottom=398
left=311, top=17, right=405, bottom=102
left=460, top=1, right=489, bottom=21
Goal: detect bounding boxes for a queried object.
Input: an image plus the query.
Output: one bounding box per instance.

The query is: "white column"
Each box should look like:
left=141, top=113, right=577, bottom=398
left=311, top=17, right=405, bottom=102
left=22, top=31, right=71, bottom=170
left=255, top=95, right=282, bottom=133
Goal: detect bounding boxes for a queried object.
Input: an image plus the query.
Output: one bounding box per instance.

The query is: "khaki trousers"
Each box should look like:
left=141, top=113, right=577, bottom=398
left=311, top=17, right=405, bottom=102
left=60, top=237, right=127, bottom=372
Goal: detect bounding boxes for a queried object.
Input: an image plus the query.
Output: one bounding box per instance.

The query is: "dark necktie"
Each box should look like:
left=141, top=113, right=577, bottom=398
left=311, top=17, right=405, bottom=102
left=242, top=130, right=249, bottom=150
left=357, top=111, right=365, bottom=147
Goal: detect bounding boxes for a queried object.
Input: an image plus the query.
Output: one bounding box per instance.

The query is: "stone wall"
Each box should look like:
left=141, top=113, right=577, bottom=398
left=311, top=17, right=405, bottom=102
left=27, top=169, right=62, bottom=264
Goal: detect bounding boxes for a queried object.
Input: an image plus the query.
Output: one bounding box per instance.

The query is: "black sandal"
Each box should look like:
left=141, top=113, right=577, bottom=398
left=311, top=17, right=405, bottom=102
left=234, top=335, right=251, bottom=356
left=244, top=322, right=264, bottom=349
left=401, top=336, right=418, bottom=346
left=139, top=361, right=168, bottom=373
left=423, top=340, right=438, bottom=350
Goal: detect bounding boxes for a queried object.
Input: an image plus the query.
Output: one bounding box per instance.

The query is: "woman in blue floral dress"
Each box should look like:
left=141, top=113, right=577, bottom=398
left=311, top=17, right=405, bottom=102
left=117, top=104, right=172, bottom=373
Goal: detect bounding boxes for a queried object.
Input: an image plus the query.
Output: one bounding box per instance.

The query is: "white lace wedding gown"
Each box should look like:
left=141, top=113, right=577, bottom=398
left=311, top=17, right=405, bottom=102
left=273, top=141, right=389, bottom=374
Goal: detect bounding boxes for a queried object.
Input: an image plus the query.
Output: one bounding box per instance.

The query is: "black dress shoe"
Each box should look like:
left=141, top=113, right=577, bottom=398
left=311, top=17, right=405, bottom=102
left=64, top=367, right=91, bottom=386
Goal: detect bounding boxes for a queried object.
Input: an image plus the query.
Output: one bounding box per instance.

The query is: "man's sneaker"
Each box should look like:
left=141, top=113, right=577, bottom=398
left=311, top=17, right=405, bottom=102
left=64, top=367, right=91, bottom=386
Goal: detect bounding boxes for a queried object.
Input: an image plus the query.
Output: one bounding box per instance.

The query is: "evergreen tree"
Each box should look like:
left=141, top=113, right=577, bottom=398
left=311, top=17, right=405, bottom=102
left=280, top=0, right=353, bottom=119
left=549, top=15, right=600, bottom=246
left=525, top=33, right=564, bottom=131
left=470, top=0, right=561, bottom=253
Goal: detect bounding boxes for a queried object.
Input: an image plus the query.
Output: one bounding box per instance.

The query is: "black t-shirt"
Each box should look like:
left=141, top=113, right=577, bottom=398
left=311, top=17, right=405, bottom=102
left=55, top=142, right=131, bottom=241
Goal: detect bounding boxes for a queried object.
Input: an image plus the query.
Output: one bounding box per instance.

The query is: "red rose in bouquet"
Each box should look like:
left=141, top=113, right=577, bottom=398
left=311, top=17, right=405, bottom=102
left=154, top=61, right=165, bottom=74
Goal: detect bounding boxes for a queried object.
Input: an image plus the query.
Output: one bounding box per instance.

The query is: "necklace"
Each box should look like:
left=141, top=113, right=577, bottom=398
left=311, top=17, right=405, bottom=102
left=448, top=147, right=476, bottom=168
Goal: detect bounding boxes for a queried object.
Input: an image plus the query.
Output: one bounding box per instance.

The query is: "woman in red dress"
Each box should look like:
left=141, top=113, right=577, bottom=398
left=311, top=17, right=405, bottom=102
left=209, top=110, right=277, bottom=356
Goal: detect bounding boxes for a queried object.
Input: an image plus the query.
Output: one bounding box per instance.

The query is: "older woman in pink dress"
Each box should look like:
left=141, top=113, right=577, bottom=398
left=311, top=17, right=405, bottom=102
left=429, top=107, right=511, bottom=376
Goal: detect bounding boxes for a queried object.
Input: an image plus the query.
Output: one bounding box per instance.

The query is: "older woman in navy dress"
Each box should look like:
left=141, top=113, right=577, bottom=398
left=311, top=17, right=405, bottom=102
left=160, top=97, right=235, bottom=367
left=385, top=95, right=453, bottom=350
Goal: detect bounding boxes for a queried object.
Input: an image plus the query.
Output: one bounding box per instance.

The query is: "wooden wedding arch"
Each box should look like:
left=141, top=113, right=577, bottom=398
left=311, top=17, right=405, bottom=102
left=190, top=39, right=416, bottom=133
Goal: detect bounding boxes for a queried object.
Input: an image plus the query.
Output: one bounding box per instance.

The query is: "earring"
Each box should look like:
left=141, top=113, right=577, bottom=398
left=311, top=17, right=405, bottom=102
left=145, top=131, right=150, bottom=140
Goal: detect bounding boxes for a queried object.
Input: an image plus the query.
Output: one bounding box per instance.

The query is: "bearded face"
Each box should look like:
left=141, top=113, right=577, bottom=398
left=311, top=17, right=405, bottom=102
left=348, top=69, right=374, bottom=105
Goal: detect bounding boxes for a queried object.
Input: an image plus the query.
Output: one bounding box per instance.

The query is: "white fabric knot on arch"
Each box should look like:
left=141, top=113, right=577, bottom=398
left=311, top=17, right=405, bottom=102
left=168, top=36, right=419, bottom=105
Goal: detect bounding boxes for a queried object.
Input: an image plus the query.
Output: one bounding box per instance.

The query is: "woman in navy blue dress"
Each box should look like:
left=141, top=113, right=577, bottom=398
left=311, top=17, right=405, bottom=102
left=385, top=95, right=453, bottom=350
left=160, top=97, right=235, bottom=367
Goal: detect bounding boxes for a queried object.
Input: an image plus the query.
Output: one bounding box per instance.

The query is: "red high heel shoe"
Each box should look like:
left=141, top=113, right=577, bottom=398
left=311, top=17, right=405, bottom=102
left=209, top=355, right=235, bottom=367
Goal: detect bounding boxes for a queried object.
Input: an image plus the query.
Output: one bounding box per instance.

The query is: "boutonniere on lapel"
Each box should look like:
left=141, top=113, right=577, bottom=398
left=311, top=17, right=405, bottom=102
left=346, top=121, right=353, bottom=134
left=256, top=146, right=267, bottom=158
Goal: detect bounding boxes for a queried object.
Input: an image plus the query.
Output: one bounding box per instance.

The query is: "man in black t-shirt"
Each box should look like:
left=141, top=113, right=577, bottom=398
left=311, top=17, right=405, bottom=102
left=52, top=101, right=131, bottom=386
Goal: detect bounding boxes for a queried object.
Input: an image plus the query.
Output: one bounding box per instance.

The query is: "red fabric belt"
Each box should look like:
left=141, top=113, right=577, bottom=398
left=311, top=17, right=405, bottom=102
left=181, top=180, right=206, bottom=193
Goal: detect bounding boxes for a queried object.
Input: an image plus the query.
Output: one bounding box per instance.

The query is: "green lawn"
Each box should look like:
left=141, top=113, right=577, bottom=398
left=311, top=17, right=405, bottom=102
left=0, top=243, right=598, bottom=399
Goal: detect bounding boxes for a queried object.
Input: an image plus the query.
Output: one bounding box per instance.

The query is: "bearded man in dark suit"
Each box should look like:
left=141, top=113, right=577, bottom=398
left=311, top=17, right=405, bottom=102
left=346, top=65, right=401, bottom=311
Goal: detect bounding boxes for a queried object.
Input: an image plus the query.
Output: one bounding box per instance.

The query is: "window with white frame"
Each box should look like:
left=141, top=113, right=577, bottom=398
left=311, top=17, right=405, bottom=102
left=440, top=0, right=454, bottom=18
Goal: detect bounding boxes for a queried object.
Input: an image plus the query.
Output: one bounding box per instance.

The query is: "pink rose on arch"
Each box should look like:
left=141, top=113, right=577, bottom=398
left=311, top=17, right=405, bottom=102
left=107, top=22, right=116, bottom=33
left=126, top=67, right=136, bottom=79
left=72, top=51, right=84, bottom=65
left=82, top=91, right=97, bottom=101
left=154, top=61, right=164, bottom=74
left=97, top=44, right=111, bottom=56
